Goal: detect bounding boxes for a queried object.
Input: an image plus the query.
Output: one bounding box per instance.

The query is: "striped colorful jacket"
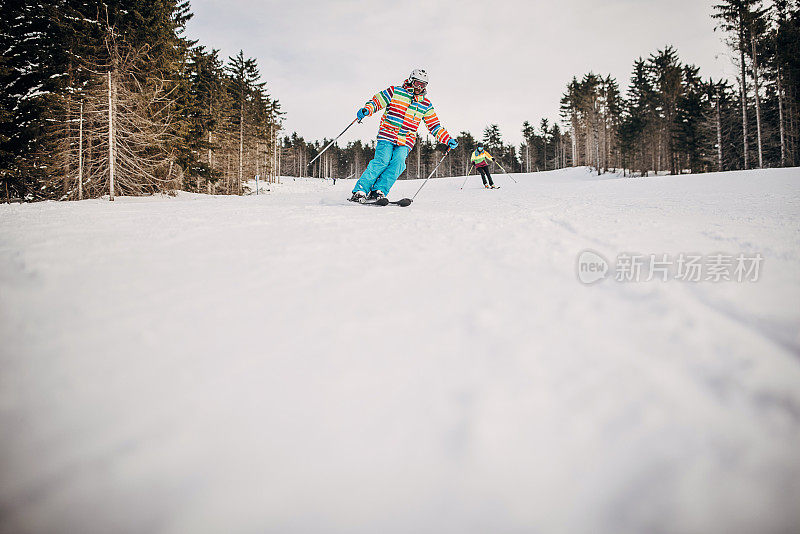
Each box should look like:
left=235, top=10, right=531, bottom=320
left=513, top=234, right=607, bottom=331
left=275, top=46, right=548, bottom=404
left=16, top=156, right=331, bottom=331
left=363, top=83, right=452, bottom=149
left=471, top=149, right=493, bottom=167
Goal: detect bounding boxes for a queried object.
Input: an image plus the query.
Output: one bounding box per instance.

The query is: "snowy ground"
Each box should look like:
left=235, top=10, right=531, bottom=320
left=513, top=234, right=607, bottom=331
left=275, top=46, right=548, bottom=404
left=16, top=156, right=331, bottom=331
left=1, top=166, right=799, bottom=534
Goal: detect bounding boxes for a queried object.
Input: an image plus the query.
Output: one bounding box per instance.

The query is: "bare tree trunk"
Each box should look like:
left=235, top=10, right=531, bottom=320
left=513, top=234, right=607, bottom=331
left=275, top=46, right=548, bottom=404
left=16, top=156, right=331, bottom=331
left=571, top=126, right=576, bottom=166
left=238, top=105, right=244, bottom=194
left=739, top=23, right=749, bottom=170
left=716, top=95, right=723, bottom=172
left=78, top=101, right=84, bottom=200
left=556, top=138, right=560, bottom=170
left=584, top=127, right=590, bottom=169
left=208, top=99, right=213, bottom=191
left=63, top=53, right=75, bottom=197
left=558, top=139, right=561, bottom=169
left=64, top=94, right=72, bottom=197
left=255, top=141, right=260, bottom=187
left=86, top=130, right=93, bottom=197
left=593, top=126, right=600, bottom=172
left=226, top=154, right=230, bottom=193
left=207, top=130, right=212, bottom=179
left=656, top=129, right=662, bottom=173
left=525, top=143, right=530, bottom=172
left=601, top=117, right=607, bottom=173
left=108, top=71, right=115, bottom=201
left=791, top=93, right=797, bottom=165
left=651, top=139, right=656, bottom=175
left=276, top=135, right=280, bottom=183
left=778, top=67, right=787, bottom=167
left=751, top=34, right=764, bottom=168
left=543, top=136, right=548, bottom=171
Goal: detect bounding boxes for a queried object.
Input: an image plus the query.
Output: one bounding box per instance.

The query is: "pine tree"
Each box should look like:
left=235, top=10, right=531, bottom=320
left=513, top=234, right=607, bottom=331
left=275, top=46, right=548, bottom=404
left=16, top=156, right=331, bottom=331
left=648, top=47, right=683, bottom=174
left=226, top=51, right=264, bottom=194
left=521, top=121, right=535, bottom=171
left=771, top=0, right=800, bottom=166
left=619, top=59, right=652, bottom=175
left=746, top=2, right=770, bottom=167
left=713, top=0, right=764, bottom=169
left=178, top=46, right=226, bottom=192
left=675, top=65, right=709, bottom=173
left=0, top=0, right=75, bottom=200
left=482, top=124, right=503, bottom=151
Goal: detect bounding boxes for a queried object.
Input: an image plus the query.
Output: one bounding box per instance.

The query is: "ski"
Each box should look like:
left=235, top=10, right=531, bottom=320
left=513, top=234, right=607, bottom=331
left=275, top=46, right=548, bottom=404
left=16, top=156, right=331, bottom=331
left=346, top=197, right=412, bottom=207
left=348, top=197, right=389, bottom=206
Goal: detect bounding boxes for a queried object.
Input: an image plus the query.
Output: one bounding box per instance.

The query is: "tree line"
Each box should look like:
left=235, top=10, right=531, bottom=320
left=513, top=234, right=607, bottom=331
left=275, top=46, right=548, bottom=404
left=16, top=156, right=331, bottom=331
left=277, top=121, right=571, bottom=183
left=561, top=0, right=800, bottom=175
left=0, top=0, right=283, bottom=201
left=283, top=0, right=798, bottom=182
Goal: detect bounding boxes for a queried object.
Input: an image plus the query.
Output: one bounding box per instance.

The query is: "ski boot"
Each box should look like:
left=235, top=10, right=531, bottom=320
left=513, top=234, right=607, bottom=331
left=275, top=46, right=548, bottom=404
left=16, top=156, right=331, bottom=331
left=349, top=191, right=367, bottom=203
left=372, top=190, right=389, bottom=205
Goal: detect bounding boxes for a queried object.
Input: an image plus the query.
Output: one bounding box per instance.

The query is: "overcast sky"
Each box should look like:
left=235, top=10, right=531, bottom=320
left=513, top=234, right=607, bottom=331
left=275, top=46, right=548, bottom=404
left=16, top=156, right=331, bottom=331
left=185, top=0, right=734, bottom=147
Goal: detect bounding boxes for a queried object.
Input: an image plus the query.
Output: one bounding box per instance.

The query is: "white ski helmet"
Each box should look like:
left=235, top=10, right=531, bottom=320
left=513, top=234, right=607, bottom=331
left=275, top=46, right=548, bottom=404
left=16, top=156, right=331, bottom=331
left=409, top=68, right=429, bottom=84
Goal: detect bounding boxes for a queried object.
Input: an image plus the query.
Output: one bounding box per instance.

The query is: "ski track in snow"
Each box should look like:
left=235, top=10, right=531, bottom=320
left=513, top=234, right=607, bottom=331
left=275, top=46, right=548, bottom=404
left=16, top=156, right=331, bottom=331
left=1, top=167, right=799, bottom=534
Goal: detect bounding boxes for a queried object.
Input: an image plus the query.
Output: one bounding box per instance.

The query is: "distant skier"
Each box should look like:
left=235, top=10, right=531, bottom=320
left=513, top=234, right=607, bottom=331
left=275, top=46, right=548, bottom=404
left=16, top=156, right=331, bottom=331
left=350, top=69, right=458, bottom=203
left=471, top=143, right=497, bottom=189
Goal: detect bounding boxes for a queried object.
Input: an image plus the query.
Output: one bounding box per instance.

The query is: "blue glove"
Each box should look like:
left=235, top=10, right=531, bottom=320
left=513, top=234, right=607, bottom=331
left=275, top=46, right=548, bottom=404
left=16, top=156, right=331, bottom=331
left=356, top=107, right=369, bottom=121
left=448, top=139, right=458, bottom=150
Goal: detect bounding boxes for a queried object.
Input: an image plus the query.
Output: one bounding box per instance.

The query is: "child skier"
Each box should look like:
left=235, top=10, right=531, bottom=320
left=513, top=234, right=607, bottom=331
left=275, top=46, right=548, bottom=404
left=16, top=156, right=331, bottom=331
left=350, top=69, right=458, bottom=202
left=471, top=143, right=497, bottom=188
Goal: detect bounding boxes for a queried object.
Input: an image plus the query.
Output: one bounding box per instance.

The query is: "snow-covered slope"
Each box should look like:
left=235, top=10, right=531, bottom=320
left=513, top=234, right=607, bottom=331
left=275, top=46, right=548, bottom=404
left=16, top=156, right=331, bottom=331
left=1, top=167, right=799, bottom=533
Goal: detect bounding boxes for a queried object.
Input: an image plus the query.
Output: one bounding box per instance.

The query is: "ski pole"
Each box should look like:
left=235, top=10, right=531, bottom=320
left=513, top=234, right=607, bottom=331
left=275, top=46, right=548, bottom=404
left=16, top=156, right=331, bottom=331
left=307, top=117, right=361, bottom=169
left=412, top=148, right=453, bottom=200
left=493, top=160, right=518, bottom=183
left=459, top=163, right=475, bottom=189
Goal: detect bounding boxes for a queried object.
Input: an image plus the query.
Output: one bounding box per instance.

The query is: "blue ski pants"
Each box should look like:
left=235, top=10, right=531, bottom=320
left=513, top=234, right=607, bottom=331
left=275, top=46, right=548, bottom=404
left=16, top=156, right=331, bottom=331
left=353, top=140, right=410, bottom=195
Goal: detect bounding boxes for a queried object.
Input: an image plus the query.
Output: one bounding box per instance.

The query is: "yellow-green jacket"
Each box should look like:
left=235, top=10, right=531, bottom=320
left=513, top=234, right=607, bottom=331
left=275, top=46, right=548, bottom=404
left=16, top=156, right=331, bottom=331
left=471, top=149, right=493, bottom=167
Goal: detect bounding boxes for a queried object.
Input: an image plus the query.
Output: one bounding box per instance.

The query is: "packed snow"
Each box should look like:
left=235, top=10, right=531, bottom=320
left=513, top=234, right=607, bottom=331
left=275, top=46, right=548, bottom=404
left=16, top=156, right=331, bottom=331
left=1, top=166, right=799, bottom=534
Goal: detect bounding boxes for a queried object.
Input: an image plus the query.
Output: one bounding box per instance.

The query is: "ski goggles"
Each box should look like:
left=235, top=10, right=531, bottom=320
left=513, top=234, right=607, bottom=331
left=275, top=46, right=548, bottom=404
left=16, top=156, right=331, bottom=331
left=410, top=79, right=427, bottom=91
